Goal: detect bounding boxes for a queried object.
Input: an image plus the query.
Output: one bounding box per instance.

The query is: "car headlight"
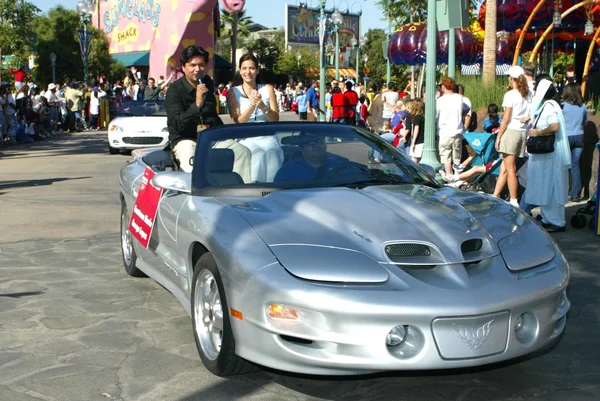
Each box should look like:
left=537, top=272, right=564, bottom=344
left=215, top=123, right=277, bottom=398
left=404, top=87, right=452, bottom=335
left=498, top=226, right=556, bottom=272
left=109, top=125, right=124, bottom=132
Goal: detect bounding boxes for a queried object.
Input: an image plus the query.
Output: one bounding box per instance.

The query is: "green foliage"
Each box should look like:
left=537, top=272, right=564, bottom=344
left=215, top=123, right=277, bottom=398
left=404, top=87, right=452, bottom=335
left=31, top=6, right=125, bottom=87
left=458, top=74, right=509, bottom=111
left=375, top=0, right=427, bottom=26
left=219, top=9, right=253, bottom=39
left=362, top=28, right=408, bottom=91
left=0, top=0, right=40, bottom=68
left=275, top=46, right=318, bottom=83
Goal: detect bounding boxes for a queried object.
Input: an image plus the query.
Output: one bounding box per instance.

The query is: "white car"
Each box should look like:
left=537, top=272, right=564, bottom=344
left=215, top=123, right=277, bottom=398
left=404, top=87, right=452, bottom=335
left=108, top=100, right=168, bottom=154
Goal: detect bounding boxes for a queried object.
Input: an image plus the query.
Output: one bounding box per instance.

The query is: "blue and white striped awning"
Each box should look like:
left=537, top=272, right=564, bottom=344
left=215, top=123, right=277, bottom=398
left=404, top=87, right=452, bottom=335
left=461, top=63, right=512, bottom=76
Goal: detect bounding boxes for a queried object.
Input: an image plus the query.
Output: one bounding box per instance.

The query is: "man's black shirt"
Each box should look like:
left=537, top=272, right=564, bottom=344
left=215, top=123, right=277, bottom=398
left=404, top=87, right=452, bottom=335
left=165, top=75, right=223, bottom=148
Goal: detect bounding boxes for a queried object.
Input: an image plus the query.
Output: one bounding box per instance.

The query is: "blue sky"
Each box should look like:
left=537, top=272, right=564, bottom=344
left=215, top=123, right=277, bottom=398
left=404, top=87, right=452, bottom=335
left=40, top=0, right=386, bottom=36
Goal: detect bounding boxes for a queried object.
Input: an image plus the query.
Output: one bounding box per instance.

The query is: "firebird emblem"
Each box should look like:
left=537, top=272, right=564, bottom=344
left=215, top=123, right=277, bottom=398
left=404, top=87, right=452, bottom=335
left=453, top=319, right=494, bottom=350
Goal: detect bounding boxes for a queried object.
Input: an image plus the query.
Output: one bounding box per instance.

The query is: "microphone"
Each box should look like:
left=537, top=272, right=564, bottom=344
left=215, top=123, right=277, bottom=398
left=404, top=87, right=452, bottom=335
left=196, top=72, right=208, bottom=100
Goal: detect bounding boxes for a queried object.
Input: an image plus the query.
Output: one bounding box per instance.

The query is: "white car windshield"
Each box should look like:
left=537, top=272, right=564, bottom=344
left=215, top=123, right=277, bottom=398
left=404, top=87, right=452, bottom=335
left=118, top=101, right=166, bottom=117
left=192, top=123, right=438, bottom=195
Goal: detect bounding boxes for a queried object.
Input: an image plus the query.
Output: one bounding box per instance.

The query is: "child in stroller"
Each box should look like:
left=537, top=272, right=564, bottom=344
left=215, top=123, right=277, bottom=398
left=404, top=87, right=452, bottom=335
left=442, top=131, right=527, bottom=199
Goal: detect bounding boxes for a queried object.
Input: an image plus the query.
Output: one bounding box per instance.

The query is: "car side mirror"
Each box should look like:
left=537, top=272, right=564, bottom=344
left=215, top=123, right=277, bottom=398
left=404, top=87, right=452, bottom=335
left=151, top=171, right=191, bottom=194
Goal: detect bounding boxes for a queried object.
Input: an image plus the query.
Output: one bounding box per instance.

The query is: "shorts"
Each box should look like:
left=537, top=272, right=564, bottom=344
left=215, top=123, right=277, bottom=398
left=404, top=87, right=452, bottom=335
left=438, top=135, right=462, bottom=164
left=299, top=111, right=307, bottom=121
left=409, top=143, right=424, bottom=158
left=499, top=128, right=526, bottom=157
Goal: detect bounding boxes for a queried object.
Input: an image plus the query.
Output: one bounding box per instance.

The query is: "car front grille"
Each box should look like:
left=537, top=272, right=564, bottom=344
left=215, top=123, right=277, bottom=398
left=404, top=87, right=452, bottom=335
left=122, top=136, right=163, bottom=145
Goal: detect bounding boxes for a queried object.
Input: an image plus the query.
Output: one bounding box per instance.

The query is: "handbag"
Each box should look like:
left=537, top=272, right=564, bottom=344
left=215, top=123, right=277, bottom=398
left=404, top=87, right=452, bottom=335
left=526, top=104, right=555, bottom=154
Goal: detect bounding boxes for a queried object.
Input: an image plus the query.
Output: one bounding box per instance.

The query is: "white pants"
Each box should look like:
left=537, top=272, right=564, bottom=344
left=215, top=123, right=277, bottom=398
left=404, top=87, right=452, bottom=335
left=173, top=139, right=196, bottom=173
left=239, top=136, right=283, bottom=182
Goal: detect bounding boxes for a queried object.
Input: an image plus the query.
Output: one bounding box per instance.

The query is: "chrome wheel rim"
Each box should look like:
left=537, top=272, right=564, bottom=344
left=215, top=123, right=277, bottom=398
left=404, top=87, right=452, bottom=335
left=194, top=270, right=223, bottom=361
left=121, top=208, right=133, bottom=266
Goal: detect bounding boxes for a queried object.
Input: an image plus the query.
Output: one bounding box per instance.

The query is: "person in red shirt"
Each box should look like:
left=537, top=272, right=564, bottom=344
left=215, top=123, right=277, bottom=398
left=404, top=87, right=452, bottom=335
left=343, top=81, right=358, bottom=125
left=357, top=95, right=369, bottom=127
left=331, top=86, right=347, bottom=123
left=9, top=67, right=29, bottom=92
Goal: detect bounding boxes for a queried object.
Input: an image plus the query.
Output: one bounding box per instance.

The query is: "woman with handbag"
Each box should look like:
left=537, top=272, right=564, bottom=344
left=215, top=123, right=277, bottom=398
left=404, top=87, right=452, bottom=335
left=492, top=66, right=532, bottom=207
left=524, top=77, right=571, bottom=233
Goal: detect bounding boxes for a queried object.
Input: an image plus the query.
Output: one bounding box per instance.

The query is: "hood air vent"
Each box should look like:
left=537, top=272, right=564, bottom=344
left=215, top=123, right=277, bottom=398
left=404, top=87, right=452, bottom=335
left=461, top=239, right=483, bottom=254
left=385, top=243, right=431, bottom=258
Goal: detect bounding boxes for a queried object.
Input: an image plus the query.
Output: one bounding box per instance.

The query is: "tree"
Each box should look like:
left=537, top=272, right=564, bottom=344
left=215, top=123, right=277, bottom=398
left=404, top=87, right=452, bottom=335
left=0, top=0, right=40, bottom=69
left=220, top=9, right=254, bottom=70
left=275, top=46, right=318, bottom=84
left=361, top=28, right=407, bottom=91
left=32, top=6, right=125, bottom=87
left=482, top=0, right=496, bottom=86
left=375, top=0, right=427, bottom=26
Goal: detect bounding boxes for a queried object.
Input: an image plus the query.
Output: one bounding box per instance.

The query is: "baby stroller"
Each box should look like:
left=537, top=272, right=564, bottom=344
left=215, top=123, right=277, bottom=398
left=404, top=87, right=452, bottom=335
left=570, top=192, right=597, bottom=230
left=453, top=132, right=527, bottom=199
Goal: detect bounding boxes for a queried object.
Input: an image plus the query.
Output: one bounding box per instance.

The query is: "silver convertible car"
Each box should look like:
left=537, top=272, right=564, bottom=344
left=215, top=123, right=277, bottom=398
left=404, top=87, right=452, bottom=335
left=119, top=122, right=570, bottom=377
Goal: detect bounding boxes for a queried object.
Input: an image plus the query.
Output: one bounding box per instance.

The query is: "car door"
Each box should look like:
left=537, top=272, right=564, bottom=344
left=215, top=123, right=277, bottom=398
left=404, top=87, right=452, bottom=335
left=151, top=190, right=190, bottom=288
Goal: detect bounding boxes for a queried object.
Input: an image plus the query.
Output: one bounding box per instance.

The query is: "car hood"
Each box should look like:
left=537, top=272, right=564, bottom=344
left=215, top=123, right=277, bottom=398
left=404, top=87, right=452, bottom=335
left=220, top=185, right=534, bottom=265
left=110, top=116, right=167, bottom=133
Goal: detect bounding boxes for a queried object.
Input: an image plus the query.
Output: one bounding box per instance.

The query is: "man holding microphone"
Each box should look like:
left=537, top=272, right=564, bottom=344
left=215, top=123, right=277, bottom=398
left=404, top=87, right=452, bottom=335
left=165, top=45, right=223, bottom=172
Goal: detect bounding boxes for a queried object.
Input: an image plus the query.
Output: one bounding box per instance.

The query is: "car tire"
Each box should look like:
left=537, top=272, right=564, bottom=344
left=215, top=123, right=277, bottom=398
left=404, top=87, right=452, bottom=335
left=109, top=144, right=120, bottom=155
left=191, top=253, right=256, bottom=376
left=120, top=202, right=146, bottom=277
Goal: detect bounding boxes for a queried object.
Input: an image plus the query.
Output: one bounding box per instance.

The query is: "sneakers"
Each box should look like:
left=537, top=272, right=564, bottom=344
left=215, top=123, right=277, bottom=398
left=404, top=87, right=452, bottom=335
left=441, top=171, right=459, bottom=183
left=509, top=198, right=520, bottom=208
left=453, top=164, right=465, bottom=174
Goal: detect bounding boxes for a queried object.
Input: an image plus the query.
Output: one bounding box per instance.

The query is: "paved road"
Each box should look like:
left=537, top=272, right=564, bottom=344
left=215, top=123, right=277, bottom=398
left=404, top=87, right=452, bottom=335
left=1, top=117, right=599, bottom=401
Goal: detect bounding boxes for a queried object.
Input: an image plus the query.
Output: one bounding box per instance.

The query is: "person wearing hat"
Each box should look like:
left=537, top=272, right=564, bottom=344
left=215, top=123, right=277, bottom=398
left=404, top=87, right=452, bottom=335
left=44, top=84, right=59, bottom=135
left=492, top=65, right=533, bottom=207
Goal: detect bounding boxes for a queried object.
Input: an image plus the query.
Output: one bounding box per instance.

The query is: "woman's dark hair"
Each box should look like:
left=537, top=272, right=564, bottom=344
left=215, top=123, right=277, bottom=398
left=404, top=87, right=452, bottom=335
left=487, top=103, right=499, bottom=125
left=232, top=53, right=263, bottom=86
left=180, top=45, right=210, bottom=67
left=332, top=86, right=342, bottom=94
left=359, top=95, right=366, bottom=104
left=562, top=83, right=583, bottom=106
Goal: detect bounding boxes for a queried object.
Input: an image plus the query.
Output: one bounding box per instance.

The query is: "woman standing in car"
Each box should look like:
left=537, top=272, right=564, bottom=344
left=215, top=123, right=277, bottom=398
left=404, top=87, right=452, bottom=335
left=226, top=53, right=282, bottom=182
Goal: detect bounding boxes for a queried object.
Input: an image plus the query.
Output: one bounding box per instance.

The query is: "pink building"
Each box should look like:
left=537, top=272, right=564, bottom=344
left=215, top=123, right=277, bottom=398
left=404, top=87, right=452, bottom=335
left=94, top=0, right=221, bottom=79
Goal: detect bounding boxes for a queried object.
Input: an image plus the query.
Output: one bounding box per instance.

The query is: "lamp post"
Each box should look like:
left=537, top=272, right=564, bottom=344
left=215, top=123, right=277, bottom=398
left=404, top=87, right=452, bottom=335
left=350, top=36, right=358, bottom=82
left=49, top=52, right=57, bottom=84
left=420, top=0, right=442, bottom=177
left=76, top=0, right=94, bottom=86
left=362, top=53, right=368, bottom=89
left=331, top=9, right=343, bottom=81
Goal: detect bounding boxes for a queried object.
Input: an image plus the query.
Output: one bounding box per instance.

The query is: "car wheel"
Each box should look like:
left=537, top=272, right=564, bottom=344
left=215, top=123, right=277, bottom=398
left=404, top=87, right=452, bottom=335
left=109, top=144, right=120, bottom=155
left=121, top=202, right=146, bottom=277
left=570, top=214, right=586, bottom=229
left=191, top=253, right=255, bottom=376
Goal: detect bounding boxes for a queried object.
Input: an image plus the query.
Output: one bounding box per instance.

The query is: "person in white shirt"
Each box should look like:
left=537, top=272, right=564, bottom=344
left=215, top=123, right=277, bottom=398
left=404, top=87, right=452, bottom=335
left=88, top=90, right=100, bottom=130
left=43, top=83, right=59, bottom=135
left=381, top=82, right=399, bottom=123
left=492, top=66, right=533, bottom=207
left=436, top=76, right=468, bottom=176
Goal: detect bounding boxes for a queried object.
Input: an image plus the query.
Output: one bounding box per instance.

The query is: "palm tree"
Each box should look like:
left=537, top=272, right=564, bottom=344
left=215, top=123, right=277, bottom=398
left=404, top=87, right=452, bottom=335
left=482, top=0, right=497, bottom=86
left=220, top=9, right=254, bottom=72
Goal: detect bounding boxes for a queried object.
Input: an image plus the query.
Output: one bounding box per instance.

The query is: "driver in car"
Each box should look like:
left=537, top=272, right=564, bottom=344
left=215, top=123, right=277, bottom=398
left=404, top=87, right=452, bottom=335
left=274, top=134, right=343, bottom=182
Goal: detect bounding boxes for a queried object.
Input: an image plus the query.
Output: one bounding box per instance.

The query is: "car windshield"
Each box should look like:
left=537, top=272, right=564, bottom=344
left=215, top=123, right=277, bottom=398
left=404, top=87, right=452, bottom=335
left=117, top=101, right=166, bottom=117
left=192, top=123, right=439, bottom=195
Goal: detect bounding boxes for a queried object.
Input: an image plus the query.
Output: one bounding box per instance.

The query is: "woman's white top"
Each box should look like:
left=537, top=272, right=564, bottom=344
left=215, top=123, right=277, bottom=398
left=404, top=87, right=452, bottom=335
left=232, top=84, right=283, bottom=182
left=232, top=84, right=270, bottom=122
left=502, top=89, right=532, bottom=130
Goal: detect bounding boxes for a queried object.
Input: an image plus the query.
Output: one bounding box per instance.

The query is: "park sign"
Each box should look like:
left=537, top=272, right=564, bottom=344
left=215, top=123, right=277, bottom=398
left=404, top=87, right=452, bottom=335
left=285, top=4, right=360, bottom=47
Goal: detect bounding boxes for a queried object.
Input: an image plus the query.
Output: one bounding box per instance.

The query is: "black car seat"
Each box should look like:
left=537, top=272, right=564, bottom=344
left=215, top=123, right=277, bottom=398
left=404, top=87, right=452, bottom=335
left=208, top=148, right=244, bottom=186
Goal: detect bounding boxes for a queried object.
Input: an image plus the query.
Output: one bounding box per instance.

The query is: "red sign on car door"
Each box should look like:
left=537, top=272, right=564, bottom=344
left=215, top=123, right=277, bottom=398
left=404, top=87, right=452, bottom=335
left=129, top=167, right=163, bottom=248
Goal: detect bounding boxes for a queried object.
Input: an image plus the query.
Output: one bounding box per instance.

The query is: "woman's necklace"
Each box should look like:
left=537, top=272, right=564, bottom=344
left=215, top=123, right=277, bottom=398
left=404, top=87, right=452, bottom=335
left=241, top=83, right=257, bottom=99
